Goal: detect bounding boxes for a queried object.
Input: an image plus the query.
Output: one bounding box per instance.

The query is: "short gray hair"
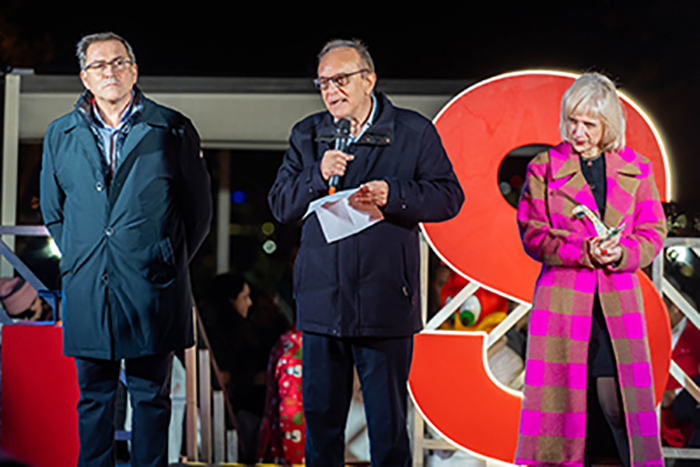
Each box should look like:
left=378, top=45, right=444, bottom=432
left=560, top=72, right=626, bottom=153
left=76, top=32, right=136, bottom=70
left=318, top=39, right=375, bottom=73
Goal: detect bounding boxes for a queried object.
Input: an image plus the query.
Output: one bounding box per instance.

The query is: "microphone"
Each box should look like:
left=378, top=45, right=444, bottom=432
left=328, top=118, right=351, bottom=194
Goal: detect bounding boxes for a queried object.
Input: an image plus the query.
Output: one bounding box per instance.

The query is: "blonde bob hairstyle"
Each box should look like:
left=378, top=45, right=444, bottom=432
left=560, top=72, right=626, bottom=153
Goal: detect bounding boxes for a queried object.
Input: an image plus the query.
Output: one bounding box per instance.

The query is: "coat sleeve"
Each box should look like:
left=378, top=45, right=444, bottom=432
left=517, top=152, right=594, bottom=268
left=268, top=122, right=328, bottom=224
left=610, top=159, right=667, bottom=272
left=381, top=123, right=464, bottom=223
left=177, top=119, right=212, bottom=262
left=40, top=123, right=66, bottom=252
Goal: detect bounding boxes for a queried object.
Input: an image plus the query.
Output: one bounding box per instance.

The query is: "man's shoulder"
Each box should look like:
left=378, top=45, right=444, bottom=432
left=140, top=96, right=192, bottom=129
left=393, top=106, right=433, bottom=133
left=291, top=110, right=329, bottom=135
left=47, top=109, right=81, bottom=135
left=380, top=95, right=434, bottom=135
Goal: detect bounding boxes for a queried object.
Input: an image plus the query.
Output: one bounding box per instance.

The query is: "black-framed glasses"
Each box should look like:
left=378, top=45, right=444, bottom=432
left=313, top=69, right=369, bottom=91
left=84, top=57, right=134, bottom=74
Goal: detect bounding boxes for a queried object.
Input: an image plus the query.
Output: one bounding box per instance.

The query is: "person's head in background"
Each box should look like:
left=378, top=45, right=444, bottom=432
left=0, top=277, right=52, bottom=321
left=210, top=273, right=253, bottom=318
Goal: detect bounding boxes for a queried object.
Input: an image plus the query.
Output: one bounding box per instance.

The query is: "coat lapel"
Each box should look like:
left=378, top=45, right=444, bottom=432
left=117, top=121, right=151, bottom=173
left=603, top=146, right=641, bottom=230
left=352, top=93, right=394, bottom=182
left=110, top=97, right=169, bottom=205
left=549, top=143, right=599, bottom=218
left=108, top=122, right=151, bottom=206
left=70, top=123, right=108, bottom=178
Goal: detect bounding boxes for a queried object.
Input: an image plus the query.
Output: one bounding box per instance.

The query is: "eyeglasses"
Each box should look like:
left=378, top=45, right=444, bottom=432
left=84, top=57, right=134, bottom=74
left=313, top=69, right=369, bottom=91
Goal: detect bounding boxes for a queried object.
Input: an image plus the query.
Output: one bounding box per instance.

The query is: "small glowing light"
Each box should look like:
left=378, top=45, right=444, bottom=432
left=674, top=214, right=688, bottom=229
left=262, top=222, right=275, bottom=236
left=681, top=263, right=694, bottom=278
left=668, top=246, right=689, bottom=264
left=262, top=240, right=277, bottom=254
left=499, top=182, right=512, bottom=195
left=231, top=191, right=246, bottom=204
left=48, top=238, right=62, bottom=258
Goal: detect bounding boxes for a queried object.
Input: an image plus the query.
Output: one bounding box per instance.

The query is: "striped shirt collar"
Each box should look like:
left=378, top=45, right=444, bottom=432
left=92, top=90, right=137, bottom=131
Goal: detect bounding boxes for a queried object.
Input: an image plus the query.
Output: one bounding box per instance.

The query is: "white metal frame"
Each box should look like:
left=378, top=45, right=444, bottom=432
left=410, top=237, right=700, bottom=466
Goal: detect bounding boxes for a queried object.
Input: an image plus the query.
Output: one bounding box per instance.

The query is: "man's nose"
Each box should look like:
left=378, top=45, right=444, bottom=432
left=103, top=64, right=116, bottom=77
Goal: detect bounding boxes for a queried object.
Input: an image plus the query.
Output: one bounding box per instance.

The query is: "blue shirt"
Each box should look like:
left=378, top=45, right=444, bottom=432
left=349, top=94, right=378, bottom=143
left=92, top=91, right=137, bottom=174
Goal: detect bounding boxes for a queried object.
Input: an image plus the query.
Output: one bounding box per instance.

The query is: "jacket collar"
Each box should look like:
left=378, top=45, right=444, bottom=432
left=550, top=142, right=579, bottom=179
left=550, top=141, right=641, bottom=229
left=64, top=86, right=173, bottom=206
left=315, top=91, right=394, bottom=146
left=550, top=141, right=641, bottom=179
left=67, top=85, right=168, bottom=132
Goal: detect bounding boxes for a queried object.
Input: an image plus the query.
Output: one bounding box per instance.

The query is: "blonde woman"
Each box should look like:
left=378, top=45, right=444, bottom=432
left=515, top=73, right=666, bottom=466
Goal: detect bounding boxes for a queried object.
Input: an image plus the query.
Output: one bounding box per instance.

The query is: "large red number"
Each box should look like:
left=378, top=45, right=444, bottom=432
left=410, top=71, right=672, bottom=463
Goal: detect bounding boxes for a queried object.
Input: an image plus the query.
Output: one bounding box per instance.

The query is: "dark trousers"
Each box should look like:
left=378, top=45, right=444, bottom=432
left=75, top=352, right=174, bottom=467
left=302, top=332, right=413, bottom=467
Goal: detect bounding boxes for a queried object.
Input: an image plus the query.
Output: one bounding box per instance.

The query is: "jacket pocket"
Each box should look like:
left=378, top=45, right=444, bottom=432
left=145, top=237, right=177, bottom=287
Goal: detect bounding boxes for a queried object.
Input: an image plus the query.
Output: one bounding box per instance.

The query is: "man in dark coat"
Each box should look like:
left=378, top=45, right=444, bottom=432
left=40, top=32, right=211, bottom=466
left=268, top=39, right=463, bottom=467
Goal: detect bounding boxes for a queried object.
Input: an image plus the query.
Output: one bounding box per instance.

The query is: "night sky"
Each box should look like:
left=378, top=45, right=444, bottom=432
left=2, top=1, right=699, bottom=208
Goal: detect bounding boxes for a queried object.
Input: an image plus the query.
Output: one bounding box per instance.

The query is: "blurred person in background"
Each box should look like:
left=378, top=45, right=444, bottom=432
left=0, top=277, right=53, bottom=322
left=661, top=292, right=700, bottom=449
left=203, top=273, right=282, bottom=464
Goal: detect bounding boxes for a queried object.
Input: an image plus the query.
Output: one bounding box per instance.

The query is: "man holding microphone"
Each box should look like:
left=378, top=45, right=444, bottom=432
left=268, top=39, right=463, bottom=467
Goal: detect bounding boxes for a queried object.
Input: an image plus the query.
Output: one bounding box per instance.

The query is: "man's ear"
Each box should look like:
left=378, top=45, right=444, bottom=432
left=365, top=72, right=377, bottom=96
left=80, top=69, right=90, bottom=91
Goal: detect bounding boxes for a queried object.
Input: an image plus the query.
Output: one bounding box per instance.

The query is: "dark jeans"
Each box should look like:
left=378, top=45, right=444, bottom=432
left=75, top=352, right=173, bottom=467
left=302, top=332, right=413, bottom=467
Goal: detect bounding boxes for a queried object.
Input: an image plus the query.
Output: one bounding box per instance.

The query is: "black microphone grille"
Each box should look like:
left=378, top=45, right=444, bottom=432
left=337, top=118, right=351, bottom=135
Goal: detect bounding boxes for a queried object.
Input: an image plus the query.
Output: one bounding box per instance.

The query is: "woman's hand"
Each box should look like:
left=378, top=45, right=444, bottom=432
left=589, top=234, right=622, bottom=267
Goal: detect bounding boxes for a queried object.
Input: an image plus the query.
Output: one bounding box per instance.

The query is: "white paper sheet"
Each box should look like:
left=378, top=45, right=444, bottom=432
left=303, top=187, right=384, bottom=243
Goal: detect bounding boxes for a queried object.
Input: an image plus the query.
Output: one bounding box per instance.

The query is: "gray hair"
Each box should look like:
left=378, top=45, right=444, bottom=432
left=560, top=72, right=626, bottom=153
left=318, top=39, right=375, bottom=73
left=76, top=32, right=137, bottom=70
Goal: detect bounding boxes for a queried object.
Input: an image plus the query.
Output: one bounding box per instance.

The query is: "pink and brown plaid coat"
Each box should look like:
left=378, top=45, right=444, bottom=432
left=514, top=142, right=666, bottom=466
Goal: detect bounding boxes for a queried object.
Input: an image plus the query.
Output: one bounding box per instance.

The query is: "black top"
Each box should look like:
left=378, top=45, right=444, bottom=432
left=581, top=154, right=615, bottom=378
left=580, top=154, right=607, bottom=220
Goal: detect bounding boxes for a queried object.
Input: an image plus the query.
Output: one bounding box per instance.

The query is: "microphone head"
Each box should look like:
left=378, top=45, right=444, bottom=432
left=336, top=118, right=351, bottom=136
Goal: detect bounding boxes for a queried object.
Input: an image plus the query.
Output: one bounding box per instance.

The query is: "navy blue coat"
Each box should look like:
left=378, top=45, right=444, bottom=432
left=268, top=93, right=463, bottom=338
left=40, top=91, right=212, bottom=359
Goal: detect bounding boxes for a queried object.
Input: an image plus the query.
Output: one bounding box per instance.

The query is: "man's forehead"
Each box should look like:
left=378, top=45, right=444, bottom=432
left=86, top=40, right=128, bottom=59
left=318, top=47, right=363, bottom=75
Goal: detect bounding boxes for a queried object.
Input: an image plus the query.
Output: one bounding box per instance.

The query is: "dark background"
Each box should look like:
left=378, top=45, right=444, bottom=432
left=2, top=1, right=697, bottom=207
left=2, top=1, right=697, bottom=208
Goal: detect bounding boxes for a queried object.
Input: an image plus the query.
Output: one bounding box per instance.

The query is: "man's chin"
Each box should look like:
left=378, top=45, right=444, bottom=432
left=326, top=102, right=349, bottom=120
left=96, top=90, right=131, bottom=104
